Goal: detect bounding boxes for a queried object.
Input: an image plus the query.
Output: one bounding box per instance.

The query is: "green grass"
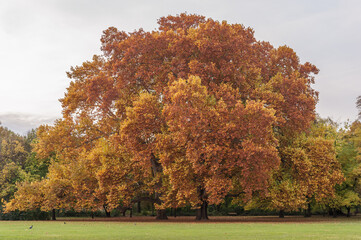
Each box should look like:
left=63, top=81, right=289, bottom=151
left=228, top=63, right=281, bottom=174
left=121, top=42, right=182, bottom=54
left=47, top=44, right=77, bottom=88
left=1, top=219, right=361, bottom=239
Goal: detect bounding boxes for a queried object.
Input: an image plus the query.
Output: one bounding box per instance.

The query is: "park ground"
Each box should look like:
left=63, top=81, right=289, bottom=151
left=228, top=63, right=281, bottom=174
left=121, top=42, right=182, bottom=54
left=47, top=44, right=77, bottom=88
left=2, top=216, right=361, bottom=239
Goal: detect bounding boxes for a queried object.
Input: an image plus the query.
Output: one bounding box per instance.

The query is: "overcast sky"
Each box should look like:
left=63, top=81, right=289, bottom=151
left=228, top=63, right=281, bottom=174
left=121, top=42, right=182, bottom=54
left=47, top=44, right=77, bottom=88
left=0, top=0, right=360, bottom=134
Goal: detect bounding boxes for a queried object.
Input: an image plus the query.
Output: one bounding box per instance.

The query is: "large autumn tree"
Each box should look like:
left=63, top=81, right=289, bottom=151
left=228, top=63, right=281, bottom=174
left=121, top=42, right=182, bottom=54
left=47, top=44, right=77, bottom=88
left=9, top=13, right=319, bottom=220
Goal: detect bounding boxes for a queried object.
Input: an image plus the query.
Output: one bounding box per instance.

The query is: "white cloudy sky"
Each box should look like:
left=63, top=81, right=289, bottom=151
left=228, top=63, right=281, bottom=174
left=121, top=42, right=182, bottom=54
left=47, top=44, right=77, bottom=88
left=0, top=0, right=360, bottom=134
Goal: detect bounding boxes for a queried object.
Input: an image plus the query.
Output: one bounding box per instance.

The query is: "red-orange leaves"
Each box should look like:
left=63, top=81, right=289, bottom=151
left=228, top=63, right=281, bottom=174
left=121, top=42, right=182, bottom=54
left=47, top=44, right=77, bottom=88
left=257, top=72, right=317, bottom=135
left=121, top=93, right=164, bottom=170
left=238, top=101, right=279, bottom=197
left=161, top=76, right=279, bottom=205
left=158, top=13, right=206, bottom=32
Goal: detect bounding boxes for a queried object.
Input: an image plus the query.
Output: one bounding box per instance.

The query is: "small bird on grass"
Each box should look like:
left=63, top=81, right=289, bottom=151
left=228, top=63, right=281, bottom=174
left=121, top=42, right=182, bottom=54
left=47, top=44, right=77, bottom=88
left=29, top=225, right=33, bottom=229
left=64, top=222, right=66, bottom=224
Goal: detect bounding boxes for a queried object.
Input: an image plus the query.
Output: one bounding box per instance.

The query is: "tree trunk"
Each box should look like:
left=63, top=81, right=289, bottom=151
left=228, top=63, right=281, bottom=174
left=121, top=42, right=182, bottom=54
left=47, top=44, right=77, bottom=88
left=196, top=187, right=209, bottom=220
left=304, top=203, right=312, bottom=217
left=328, top=208, right=333, bottom=216
left=174, top=208, right=177, bottom=218
left=103, top=205, right=111, bottom=217
left=149, top=153, right=166, bottom=220
left=130, top=208, right=133, bottom=218
left=333, top=208, right=337, bottom=218
left=122, top=209, right=126, bottom=217
left=51, top=209, right=56, bottom=221
left=91, top=212, right=94, bottom=219
left=105, top=210, right=111, bottom=217
left=279, top=210, right=285, bottom=218
left=196, top=200, right=209, bottom=220
left=156, top=209, right=168, bottom=220
left=347, top=207, right=351, bottom=217
left=137, top=201, right=141, bottom=213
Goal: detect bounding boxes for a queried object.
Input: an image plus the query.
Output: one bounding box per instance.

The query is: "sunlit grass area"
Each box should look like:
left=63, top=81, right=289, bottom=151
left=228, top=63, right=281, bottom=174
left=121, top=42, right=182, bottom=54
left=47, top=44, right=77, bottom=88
left=2, top=218, right=361, bottom=240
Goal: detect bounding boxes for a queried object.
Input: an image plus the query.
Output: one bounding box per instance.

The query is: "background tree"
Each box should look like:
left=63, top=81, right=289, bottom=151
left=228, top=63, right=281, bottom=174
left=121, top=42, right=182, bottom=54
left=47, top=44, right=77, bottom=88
left=356, top=96, right=361, bottom=119
left=0, top=125, right=51, bottom=219
left=0, top=125, right=29, bottom=205
left=331, top=120, right=361, bottom=217
left=246, top=118, right=344, bottom=217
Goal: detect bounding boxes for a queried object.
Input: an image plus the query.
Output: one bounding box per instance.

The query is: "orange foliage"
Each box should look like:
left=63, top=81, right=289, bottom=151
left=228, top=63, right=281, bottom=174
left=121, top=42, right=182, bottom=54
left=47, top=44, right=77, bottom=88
left=160, top=76, right=279, bottom=208
left=9, top=14, right=321, bottom=216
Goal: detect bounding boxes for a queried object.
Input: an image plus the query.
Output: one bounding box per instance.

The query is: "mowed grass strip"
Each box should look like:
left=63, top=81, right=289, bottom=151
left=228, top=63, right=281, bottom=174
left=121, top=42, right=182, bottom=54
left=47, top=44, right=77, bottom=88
left=1, top=220, right=361, bottom=240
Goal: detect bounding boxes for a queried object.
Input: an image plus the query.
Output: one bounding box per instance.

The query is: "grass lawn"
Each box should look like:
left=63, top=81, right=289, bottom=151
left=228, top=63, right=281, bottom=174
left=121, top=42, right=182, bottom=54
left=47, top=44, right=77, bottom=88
left=1, top=217, right=361, bottom=240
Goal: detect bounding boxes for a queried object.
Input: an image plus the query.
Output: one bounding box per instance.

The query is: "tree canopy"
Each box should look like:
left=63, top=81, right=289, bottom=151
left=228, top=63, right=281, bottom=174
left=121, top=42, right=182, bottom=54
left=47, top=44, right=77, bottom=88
left=5, top=13, right=343, bottom=220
